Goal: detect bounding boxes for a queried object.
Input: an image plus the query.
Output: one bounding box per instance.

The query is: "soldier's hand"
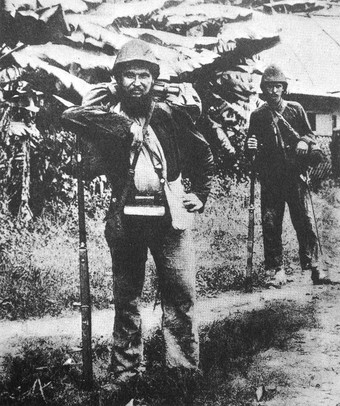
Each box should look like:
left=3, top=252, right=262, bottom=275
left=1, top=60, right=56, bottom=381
left=130, top=122, right=144, bottom=150
left=183, top=193, right=203, bottom=212
left=296, top=140, right=308, bottom=155
left=215, top=128, right=235, bottom=155
left=247, top=135, right=258, bottom=151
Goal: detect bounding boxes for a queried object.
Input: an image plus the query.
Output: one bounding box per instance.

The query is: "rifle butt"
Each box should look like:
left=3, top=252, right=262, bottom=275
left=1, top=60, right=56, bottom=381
left=79, top=244, right=93, bottom=387
left=77, top=133, right=93, bottom=388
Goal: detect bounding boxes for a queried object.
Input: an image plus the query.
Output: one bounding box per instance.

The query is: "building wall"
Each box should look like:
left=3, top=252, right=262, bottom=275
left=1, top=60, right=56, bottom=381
left=307, top=113, right=340, bottom=136
left=315, top=114, right=332, bottom=136
left=286, top=94, right=340, bottom=136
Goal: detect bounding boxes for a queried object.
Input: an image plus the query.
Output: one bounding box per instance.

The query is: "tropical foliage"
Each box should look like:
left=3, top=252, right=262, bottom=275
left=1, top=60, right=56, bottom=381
left=0, top=0, right=329, bottom=217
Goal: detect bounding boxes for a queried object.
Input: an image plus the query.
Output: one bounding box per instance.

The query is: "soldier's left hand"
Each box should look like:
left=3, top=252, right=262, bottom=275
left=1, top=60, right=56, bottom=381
left=183, top=193, right=203, bottom=212
left=296, top=140, right=308, bottom=155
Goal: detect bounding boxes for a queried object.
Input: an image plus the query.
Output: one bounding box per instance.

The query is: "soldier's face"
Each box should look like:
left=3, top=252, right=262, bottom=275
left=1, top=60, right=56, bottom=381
left=263, top=82, right=284, bottom=104
left=119, top=65, right=154, bottom=100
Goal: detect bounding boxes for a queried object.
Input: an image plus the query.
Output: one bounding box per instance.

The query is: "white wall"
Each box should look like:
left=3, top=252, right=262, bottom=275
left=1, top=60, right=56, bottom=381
left=315, top=114, right=332, bottom=136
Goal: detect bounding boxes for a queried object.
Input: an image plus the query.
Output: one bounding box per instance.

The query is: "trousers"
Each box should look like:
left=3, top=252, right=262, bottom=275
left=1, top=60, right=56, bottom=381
left=105, top=210, right=199, bottom=377
left=261, top=175, right=318, bottom=271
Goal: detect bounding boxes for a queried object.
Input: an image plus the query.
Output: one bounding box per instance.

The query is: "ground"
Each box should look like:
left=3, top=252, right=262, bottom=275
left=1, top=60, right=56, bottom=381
left=1, top=187, right=340, bottom=405
left=1, top=270, right=340, bottom=405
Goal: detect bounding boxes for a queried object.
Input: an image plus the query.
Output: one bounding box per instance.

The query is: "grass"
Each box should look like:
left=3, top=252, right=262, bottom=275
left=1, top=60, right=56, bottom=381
left=0, top=176, right=303, bottom=320
left=0, top=177, right=336, bottom=405
left=0, top=300, right=317, bottom=405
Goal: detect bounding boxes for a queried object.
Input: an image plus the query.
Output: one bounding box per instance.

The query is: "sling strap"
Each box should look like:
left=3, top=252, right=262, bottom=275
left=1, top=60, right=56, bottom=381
left=268, top=107, right=287, bottom=160
left=115, top=100, right=156, bottom=212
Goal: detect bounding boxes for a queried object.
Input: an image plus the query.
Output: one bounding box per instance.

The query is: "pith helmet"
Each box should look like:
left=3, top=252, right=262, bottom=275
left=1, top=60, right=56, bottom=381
left=112, top=39, right=160, bottom=78
left=260, top=64, right=288, bottom=91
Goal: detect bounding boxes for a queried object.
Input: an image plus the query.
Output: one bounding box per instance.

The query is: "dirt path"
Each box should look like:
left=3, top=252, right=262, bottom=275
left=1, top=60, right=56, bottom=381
left=1, top=188, right=340, bottom=405
left=241, top=189, right=340, bottom=406
left=239, top=273, right=340, bottom=406
left=0, top=271, right=326, bottom=360
left=2, top=271, right=340, bottom=404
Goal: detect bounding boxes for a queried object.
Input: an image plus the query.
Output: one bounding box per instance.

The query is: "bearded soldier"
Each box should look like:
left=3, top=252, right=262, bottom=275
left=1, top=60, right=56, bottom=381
left=62, top=39, right=214, bottom=401
left=245, top=64, right=329, bottom=287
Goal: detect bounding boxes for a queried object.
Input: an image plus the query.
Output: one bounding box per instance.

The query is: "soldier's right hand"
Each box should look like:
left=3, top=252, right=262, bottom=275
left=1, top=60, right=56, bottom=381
left=247, top=135, right=258, bottom=151
left=130, top=122, right=144, bottom=150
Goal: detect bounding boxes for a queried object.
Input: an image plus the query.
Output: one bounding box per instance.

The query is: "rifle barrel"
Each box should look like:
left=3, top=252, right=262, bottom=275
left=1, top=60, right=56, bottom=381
left=77, top=134, right=93, bottom=388
left=246, top=156, right=256, bottom=277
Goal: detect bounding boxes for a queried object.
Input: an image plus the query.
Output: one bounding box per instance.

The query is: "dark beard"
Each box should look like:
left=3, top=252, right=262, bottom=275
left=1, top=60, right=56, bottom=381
left=119, top=92, right=153, bottom=119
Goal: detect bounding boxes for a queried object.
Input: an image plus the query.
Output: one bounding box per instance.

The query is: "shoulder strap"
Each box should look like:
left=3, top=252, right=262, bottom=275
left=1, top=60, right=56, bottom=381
left=130, top=100, right=155, bottom=170
left=115, top=101, right=156, bottom=211
left=268, top=108, right=287, bottom=158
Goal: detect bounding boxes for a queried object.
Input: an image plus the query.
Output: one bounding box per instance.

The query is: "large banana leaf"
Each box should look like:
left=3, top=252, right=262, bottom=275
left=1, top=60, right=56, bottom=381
left=2, top=0, right=283, bottom=109
left=11, top=43, right=114, bottom=84
left=0, top=4, right=70, bottom=46
left=82, top=0, right=170, bottom=27
left=263, top=0, right=324, bottom=14
left=1, top=0, right=282, bottom=80
left=120, top=27, right=219, bottom=49
left=65, top=15, right=129, bottom=50
left=11, top=48, right=91, bottom=99
left=16, top=43, right=114, bottom=72
left=219, top=11, right=280, bottom=57
left=149, top=2, right=252, bottom=32
left=3, top=0, right=88, bottom=13
left=120, top=28, right=220, bottom=71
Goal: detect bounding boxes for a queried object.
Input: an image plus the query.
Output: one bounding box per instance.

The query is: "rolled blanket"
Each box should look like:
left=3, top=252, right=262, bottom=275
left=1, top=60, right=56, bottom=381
left=62, top=105, right=132, bottom=181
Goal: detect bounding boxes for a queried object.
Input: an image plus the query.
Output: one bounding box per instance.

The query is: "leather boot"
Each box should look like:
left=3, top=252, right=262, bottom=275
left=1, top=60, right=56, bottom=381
left=311, top=267, right=332, bottom=285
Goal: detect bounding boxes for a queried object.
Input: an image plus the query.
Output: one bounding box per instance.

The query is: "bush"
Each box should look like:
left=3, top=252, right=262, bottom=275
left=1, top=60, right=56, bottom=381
left=0, top=195, right=112, bottom=320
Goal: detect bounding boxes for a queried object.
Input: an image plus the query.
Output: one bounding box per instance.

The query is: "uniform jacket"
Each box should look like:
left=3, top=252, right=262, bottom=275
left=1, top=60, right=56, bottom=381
left=62, top=83, right=214, bottom=207
left=246, top=100, right=316, bottom=185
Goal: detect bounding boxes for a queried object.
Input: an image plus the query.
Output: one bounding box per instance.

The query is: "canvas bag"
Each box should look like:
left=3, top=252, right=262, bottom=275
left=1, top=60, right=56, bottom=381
left=164, top=174, right=195, bottom=231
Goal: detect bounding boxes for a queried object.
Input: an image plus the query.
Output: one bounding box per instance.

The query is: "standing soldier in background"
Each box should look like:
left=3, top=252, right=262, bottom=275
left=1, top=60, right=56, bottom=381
left=245, top=64, right=330, bottom=287
left=62, top=39, right=214, bottom=403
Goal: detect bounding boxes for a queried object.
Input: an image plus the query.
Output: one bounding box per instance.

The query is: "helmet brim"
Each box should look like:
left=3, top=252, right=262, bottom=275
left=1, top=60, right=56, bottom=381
left=112, top=60, right=160, bottom=80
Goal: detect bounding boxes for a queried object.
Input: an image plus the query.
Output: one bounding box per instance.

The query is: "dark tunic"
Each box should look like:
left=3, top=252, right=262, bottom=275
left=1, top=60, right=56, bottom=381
left=246, top=100, right=315, bottom=185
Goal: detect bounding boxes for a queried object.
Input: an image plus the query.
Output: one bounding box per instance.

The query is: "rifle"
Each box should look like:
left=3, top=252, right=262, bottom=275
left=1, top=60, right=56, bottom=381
left=246, top=151, right=256, bottom=278
left=305, top=172, right=323, bottom=256
left=76, top=133, right=93, bottom=388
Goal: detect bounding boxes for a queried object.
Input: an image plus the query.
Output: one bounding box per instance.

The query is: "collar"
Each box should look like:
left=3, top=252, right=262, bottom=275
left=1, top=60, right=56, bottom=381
left=266, top=99, right=287, bottom=115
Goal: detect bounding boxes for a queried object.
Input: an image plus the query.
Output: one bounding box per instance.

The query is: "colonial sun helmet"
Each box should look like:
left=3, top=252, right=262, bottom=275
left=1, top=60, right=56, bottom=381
left=112, top=39, right=160, bottom=79
left=260, top=64, right=288, bottom=92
